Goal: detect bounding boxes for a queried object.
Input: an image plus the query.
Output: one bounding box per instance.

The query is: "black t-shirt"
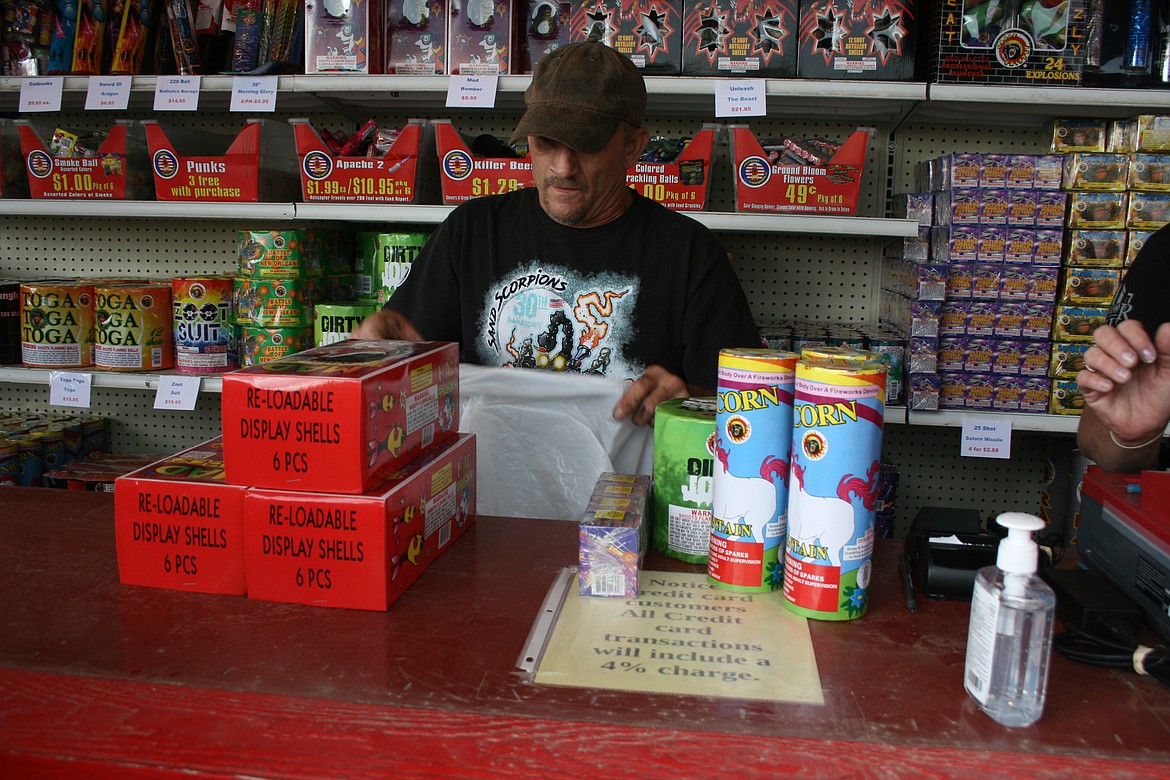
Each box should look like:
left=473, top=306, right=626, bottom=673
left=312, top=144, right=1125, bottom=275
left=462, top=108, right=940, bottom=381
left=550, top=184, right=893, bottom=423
left=385, top=188, right=760, bottom=390
left=1108, top=222, right=1170, bottom=336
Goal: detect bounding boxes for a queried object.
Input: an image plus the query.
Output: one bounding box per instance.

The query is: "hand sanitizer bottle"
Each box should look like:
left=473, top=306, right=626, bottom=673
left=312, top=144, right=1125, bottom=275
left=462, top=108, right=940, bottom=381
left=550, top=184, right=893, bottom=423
left=963, top=512, right=1056, bottom=727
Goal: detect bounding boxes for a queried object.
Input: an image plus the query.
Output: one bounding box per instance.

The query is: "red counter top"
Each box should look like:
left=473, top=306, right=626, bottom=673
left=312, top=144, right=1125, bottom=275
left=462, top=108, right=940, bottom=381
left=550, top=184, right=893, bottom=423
left=1, top=487, right=1168, bottom=778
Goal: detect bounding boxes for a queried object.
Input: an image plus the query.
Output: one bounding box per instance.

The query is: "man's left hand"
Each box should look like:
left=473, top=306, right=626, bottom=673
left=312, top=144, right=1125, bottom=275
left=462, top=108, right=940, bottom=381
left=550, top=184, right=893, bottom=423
left=612, top=365, right=691, bottom=426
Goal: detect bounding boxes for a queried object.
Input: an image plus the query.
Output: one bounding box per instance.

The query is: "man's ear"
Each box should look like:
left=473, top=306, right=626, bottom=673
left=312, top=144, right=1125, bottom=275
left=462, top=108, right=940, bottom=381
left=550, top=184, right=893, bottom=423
left=624, top=126, right=650, bottom=168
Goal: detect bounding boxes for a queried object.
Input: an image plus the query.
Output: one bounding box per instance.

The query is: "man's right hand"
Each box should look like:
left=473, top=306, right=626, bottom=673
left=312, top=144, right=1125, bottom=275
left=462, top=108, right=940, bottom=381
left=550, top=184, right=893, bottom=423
left=1078, top=319, right=1170, bottom=445
left=350, top=309, right=424, bottom=341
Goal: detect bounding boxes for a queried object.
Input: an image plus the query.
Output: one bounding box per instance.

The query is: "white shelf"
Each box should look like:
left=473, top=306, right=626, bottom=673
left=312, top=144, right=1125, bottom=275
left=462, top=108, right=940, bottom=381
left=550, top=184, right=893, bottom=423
left=0, top=367, right=224, bottom=393
left=1, top=200, right=919, bottom=237
left=908, top=409, right=1080, bottom=434
left=919, top=84, right=1170, bottom=125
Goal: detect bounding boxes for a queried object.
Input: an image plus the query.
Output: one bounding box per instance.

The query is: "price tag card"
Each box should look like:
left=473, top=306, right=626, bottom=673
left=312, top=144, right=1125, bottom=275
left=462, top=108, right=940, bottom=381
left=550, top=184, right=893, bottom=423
left=230, top=75, right=279, bottom=112
left=961, top=417, right=1012, bottom=459
left=49, top=372, right=93, bottom=408
left=85, top=76, right=132, bottom=110
left=153, top=375, right=201, bottom=411
left=446, top=75, right=498, bottom=108
left=154, top=75, right=202, bottom=111
left=19, top=77, right=64, bottom=112
left=715, top=79, right=766, bottom=118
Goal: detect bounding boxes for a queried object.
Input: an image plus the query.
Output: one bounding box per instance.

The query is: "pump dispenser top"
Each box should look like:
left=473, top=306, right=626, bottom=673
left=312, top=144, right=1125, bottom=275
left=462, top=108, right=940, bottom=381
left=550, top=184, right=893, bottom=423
left=995, top=512, right=1044, bottom=575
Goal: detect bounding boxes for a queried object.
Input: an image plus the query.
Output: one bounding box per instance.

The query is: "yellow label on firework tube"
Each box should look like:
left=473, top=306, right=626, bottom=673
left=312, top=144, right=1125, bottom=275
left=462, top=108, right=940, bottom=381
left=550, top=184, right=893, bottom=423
left=708, top=348, right=798, bottom=593
left=94, top=283, right=174, bottom=371
left=19, top=282, right=95, bottom=368
left=783, top=356, right=887, bottom=621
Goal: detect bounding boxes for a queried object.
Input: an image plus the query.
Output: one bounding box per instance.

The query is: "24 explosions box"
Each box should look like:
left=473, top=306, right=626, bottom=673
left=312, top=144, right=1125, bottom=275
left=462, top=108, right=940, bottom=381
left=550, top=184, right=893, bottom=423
left=144, top=119, right=300, bottom=202
left=291, top=118, right=423, bottom=203
left=221, top=339, right=459, bottom=494
left=114, top=438, right=248, bottom=595
left=243, top=432, right=476, bottom=611
left=730, top=126, right=869, bottom=214
left=923, top=0, right=1088, bottom=86
left=17, top=119, right=152, bottom=199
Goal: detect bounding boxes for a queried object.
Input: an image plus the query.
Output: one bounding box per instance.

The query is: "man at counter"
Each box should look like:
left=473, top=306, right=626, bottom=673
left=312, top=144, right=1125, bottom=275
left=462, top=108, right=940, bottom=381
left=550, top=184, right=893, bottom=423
left=1076, top=224, right=1170, bottom=471
left=352, top=41, right=759, bottom=427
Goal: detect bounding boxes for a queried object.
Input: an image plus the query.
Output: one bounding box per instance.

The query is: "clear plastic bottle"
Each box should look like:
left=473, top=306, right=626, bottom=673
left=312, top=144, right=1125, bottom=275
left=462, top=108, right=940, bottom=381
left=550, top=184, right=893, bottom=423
left=963, top=512, right=1056, bottom=727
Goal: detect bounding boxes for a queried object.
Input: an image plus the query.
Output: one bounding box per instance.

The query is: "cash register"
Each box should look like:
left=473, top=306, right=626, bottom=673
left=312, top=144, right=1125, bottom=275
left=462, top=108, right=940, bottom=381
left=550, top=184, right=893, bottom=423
left=1077, top=468, right=1170, bottom=642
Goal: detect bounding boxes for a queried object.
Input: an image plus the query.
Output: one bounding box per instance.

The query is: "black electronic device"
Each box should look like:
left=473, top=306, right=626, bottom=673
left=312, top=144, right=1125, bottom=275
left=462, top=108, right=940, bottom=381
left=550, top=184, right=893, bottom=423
left=904, top=506, right=997, bottom=601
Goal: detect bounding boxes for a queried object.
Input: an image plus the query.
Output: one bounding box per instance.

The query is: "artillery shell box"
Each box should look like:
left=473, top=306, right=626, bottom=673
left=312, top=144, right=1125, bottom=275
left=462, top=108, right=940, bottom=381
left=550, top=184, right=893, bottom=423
left=114, top=438, right=248, bottom=595
left=243, top=432, right=476, bottom=611
left=680, top=0, right=797, bottom=77
left=221, top=339, right=459, bottom=494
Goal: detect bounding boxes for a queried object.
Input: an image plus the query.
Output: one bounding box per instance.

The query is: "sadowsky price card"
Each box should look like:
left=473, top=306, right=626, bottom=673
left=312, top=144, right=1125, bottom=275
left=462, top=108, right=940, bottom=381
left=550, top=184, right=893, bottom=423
left=533, top=569, right=823, bottom=703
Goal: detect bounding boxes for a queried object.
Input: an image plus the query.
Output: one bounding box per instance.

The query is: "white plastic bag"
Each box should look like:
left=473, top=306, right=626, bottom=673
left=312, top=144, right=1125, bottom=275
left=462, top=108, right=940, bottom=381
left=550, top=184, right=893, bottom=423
left=457, top=364, right=654, bottom=520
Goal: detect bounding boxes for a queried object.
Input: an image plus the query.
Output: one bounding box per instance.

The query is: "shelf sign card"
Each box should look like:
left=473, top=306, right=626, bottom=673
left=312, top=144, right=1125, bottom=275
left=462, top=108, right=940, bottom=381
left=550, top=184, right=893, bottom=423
left=85, top=77, right=132, bottom=110
left=534, top=569, right=824, bottom=703
left=446, top=75, right=498, bottom=108
left=961, top=417, right=1012, bottom=459
left=49, top=372, right=93, bottom=408
left=230, top=76, right=278, bottom=112
left=19, top=77, right=63, bottom=112
left=154, top=76, right=202, bottom=111
left=715, top=79, right=766, bottom=118
left=153, top=375, right=201, bottom=410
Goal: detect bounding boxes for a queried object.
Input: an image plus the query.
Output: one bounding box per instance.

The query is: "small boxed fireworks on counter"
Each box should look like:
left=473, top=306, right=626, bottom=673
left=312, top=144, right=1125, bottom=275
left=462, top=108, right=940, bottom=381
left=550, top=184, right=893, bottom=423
left=1052, top=119, right=1108, bottom=153
left=571, top=0, right=682, bottom=73
left=304, top=0, right=382, bottom=73
left=16, top=119, right=152, bottom=199
left=143, top=119, right=300, bottom=202
left=291, top=118, right=423, bottom=203
left=922, top=0, right=1089, bottom=86
left=729, top=126, right=870, bottom=215
left=448, top=0, right=513, bottom=74
left=796, top=0, right=915, bottom=80
left=221, top=339, right=459, bottom=494
left=1062, top=153, right=1128, bottom=192
left=386, top=0, right=447, bottom=74
left=114, top=438, right=249, bottom=596
left=579, top=473, right=651, bottom=598
left=243, top=432, right=476, bottom=611
left=1127, top=191, right=1170, bottom=229
left=680, top=0, right=797, bottom=77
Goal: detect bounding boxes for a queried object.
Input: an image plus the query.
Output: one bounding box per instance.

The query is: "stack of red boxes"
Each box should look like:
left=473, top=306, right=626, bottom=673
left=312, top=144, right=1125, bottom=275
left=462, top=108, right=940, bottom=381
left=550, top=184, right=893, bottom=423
left=114, top=339, right=476, bottom=611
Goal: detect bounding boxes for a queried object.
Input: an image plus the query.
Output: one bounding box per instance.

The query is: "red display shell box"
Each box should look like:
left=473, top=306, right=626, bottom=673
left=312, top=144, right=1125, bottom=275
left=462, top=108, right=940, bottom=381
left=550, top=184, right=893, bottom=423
left=291, top=118, right=423, bottom=203
left=243, top=432, right=476, bottom=611
left=730, top=126, right=869, bottom=215
left=16, top=119, right=151, bottom=200
left=435, top=119, right=717, bottom=210
left=143, top=119, right=300, bottom=202
left=221, top=339, right=460, bottom=495
left=114, top=438, right=247, bottom=596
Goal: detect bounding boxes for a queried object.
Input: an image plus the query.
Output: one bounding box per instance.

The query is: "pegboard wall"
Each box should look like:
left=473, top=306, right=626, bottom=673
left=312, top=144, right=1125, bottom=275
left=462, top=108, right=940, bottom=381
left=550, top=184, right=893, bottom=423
left=1, top=108, right=1068, bottom=533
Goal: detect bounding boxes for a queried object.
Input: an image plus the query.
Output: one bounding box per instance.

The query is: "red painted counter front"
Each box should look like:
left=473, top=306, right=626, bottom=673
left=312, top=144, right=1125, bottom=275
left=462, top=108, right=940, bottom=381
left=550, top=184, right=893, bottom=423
left=1, top=488, right=1169, bottom=778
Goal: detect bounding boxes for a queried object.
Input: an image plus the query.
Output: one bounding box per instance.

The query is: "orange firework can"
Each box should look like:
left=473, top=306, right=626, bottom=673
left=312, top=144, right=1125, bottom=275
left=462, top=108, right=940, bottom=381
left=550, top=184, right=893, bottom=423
left=94, top=283, right=174, bottom=371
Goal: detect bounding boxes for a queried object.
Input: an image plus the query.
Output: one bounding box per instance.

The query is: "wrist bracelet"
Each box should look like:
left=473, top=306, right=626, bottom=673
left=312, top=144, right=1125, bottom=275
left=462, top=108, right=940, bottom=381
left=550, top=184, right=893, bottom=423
left=1109, top=429, right=1165, bottom=450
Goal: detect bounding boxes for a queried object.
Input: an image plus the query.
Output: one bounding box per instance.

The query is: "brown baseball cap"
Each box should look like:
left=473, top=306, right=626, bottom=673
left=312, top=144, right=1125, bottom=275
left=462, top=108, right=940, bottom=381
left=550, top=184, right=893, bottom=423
left=510, top=42, right=646, bottom=154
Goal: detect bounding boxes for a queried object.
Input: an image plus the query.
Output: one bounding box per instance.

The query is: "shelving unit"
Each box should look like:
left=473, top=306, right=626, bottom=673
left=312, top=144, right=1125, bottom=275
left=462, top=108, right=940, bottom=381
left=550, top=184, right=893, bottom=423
left=4, top=76, right=1162, bottom=534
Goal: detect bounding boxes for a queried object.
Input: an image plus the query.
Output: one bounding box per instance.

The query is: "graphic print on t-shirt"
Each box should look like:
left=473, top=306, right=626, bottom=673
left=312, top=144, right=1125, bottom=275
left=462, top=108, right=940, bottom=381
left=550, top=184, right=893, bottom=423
left=477, top=263, right=642, bottom=380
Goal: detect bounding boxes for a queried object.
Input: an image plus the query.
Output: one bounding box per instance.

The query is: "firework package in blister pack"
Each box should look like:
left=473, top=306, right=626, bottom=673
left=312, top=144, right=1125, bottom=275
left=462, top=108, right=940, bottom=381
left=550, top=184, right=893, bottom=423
left=386, top=0, right=448, bottom=73
left=570, top=0, right=682, bottom=73
left=305, top=0, right=382, bottom=73
left=521, top=0, right=571, bottom=71
left=922, top=0, right=1089, bottom=86
left=448, top=0, right=512, bottom=74
left=680, top=0, right=797, bottom=77
left=797, top=0, right=916, bottom=80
